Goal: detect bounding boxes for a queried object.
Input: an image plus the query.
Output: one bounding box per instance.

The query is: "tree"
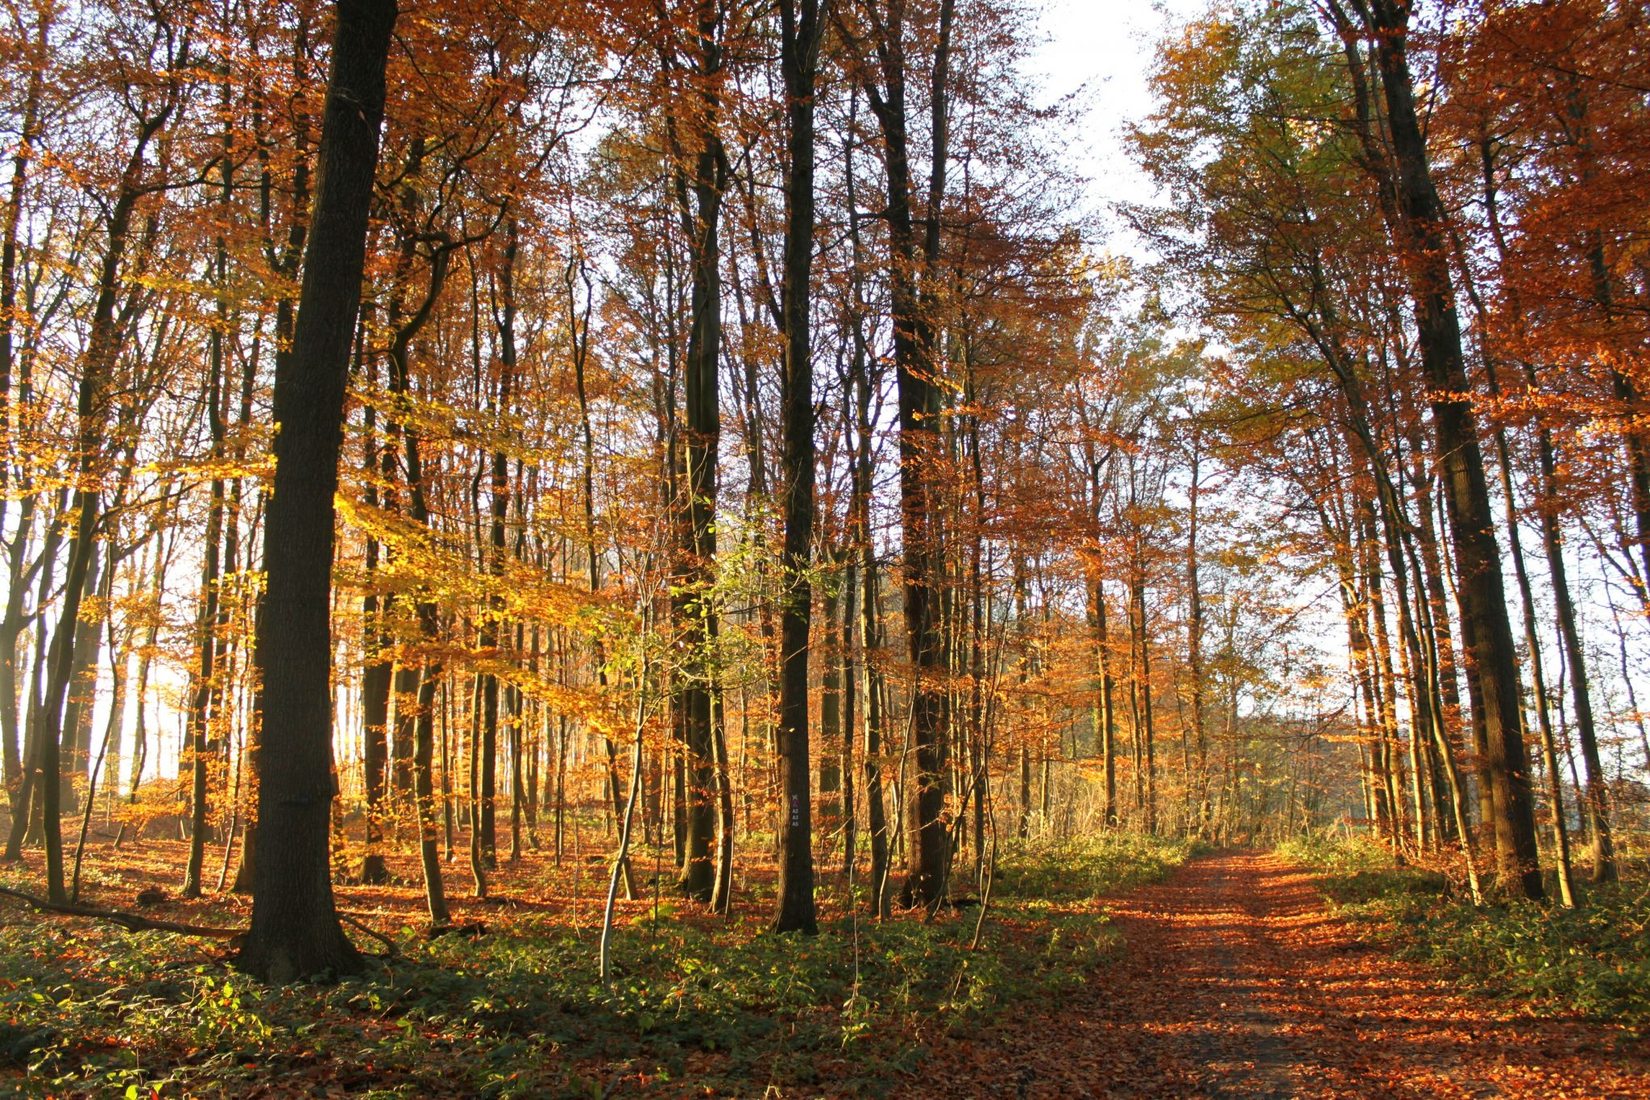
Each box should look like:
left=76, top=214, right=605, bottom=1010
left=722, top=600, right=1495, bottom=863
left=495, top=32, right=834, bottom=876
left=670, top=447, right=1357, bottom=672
left=772, top=0, right=826, bottom=936
left=236, top=0, right=399, bottom=983
left=1323, top=0, right=1542, bottom=898
left=660, top=0, right=732, bottom=906
left=843, top=0, right=958, bottom=911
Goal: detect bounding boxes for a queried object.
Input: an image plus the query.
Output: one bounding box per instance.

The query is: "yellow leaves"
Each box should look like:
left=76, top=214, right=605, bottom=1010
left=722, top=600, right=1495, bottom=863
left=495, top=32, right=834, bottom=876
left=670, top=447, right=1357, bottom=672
left=345, top=382, right=581, bottom=472
left=339, top=496, right=623, bottom=629
left=143, top=449, right=274, bottom=486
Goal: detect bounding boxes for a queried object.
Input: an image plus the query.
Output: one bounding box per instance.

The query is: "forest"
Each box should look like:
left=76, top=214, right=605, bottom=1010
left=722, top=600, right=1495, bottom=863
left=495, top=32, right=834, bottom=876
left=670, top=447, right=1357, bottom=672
left=1, top=0, right=1649, bottom=1095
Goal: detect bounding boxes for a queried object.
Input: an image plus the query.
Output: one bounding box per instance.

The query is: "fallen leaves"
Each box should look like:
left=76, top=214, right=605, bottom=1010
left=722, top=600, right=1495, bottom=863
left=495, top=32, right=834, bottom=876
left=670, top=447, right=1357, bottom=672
left=905, top=853, right=1650, bottom=1098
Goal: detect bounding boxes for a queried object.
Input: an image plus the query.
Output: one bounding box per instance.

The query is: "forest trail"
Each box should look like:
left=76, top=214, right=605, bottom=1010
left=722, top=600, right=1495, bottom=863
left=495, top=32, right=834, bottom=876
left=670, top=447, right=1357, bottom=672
left=906, top=852, right=1650, bottom=1098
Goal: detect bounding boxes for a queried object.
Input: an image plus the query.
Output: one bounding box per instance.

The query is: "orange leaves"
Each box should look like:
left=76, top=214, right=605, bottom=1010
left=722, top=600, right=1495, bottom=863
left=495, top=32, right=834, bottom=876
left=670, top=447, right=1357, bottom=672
left=909, top=852, right=1650, bottom=1098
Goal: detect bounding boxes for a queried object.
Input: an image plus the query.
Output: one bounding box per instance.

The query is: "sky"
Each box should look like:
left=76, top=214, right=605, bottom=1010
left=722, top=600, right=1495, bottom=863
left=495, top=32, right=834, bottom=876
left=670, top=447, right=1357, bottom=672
left=1030, top=0, right=1207, bottom=249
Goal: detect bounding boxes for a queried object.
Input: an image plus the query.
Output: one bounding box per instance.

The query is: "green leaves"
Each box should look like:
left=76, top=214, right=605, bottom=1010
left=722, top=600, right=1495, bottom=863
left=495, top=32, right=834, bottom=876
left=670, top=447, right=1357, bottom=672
left=1, top=837, right=1198, bottom=1094
left=995, top=832, right=1198, bottom=901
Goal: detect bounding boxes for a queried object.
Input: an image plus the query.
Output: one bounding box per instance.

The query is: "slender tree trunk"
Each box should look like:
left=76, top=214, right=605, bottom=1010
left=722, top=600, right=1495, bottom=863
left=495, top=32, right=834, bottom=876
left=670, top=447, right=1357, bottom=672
left=567, top=257, right=633, bottom=899
left=1184, top=434, right=1209, bottom=836
left=844, top=85, right=889, bottom=916
left=184, top=169, right=234, bottom=895
left=32, top=105, right=167, bottom=900
left=857, top=395, right=891, bottom=920
left=0, top=3, right=48, bottom=796
left=1133, top=550, right=1156, bottom=836
left=841, top=556, right=859, bottom=876
left=1090, top=542, right=1118, bottom=828
left=413, top=661, right=449, bottom=925
left=1336, top=0, right=1542, bottom=897
left=819, top=579, right=843, bottom=818
left=772, top=0, right=823, bottom=935
left=670, top=4, right=727, bottom=906
left=1538, top=484, right=1613, bottom=883
left=358, top=342, right=392, bottom=884
left=1358, top=503, right=1408, bottom=848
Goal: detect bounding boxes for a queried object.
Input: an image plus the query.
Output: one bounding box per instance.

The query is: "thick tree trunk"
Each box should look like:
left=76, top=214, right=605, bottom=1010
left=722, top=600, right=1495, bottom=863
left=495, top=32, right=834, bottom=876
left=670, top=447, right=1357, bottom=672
left=236, top=0, right=398, bottom=982
left=669, top=4, right=727, bottom=905
left=1469, top=137, right=1577, bottom=903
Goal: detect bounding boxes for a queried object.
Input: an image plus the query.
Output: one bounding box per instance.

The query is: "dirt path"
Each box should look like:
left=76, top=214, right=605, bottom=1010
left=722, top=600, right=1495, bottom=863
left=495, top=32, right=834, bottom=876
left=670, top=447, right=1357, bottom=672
left=905, top=852, right=1650, bottom=1098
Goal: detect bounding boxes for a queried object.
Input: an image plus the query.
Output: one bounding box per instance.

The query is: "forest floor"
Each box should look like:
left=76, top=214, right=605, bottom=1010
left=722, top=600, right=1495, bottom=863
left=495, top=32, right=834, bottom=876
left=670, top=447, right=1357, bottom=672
left=0, top=829, right=1183, bottom=1097
left=3, top=838, right=1647, bottom=1096
left=910, top=851, right=1650, bottom=1098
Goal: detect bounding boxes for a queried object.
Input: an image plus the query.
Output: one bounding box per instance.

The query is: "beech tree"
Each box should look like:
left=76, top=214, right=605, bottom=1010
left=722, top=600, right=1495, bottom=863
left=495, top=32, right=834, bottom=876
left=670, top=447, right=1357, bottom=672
left=773, top=0, right=826, bottom=935
left=236, top=0, right=399, bottom=982
left=6, top=0, right=1646, bottom=1009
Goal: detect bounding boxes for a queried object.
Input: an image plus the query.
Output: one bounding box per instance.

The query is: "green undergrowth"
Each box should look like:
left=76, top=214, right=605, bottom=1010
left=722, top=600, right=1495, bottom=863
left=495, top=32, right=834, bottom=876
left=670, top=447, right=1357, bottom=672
left=995, top=831, right=1202, bottom=901
left=0, top=833, right=1191, bottom=1098
left=1279, top=832, right=1650, bottom=1030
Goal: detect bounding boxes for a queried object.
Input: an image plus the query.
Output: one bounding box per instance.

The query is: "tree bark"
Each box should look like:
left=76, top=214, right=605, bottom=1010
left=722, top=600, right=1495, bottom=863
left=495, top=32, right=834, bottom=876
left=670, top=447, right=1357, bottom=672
left=236, top=0, right=399, bottom=982
left=773, top=0, right=825, bottom=934
left=667, top=2, right=726, bottom=905
left=1335, top=0, right=1543, bottom=897
left=858, top=0, right=957, bottom=910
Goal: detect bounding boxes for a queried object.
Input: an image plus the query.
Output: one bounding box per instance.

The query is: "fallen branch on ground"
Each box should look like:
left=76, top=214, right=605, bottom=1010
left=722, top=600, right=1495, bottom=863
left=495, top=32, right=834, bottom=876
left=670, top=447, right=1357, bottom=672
left=0, top=884, right=242, bottom=940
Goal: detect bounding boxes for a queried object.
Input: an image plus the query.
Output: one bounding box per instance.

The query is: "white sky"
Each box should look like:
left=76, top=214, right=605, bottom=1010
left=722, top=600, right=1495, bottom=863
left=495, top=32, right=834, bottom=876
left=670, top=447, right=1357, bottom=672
left=1031, top=0, right=1208, bottom=249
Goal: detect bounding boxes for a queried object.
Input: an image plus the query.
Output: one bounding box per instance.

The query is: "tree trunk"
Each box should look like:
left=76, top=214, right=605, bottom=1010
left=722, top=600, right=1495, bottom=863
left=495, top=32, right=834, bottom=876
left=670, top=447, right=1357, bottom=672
left=358, top=343, right=392, bottom=885
left=29, top=81, right=171, bottom=899
left=841, top=557, right=859, bottom=877
left=773, top=0, right=824, bottom=934
left=1470, top=135, right=1576, bottom=903
left=662, top=5, right=727, bottom=905
left=236, top=0, right=398, bottom=982
left=0, top=3, right=48, bottom=796
left=861, top=0, right=957, bottom=911
left=1342, top=0, right=1543, bottom=897
left=1184, top=433, right=1209, bottom=836
left=413, top=661, right=449, bottom=926
left=184, top=169, right=234, bottom=894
